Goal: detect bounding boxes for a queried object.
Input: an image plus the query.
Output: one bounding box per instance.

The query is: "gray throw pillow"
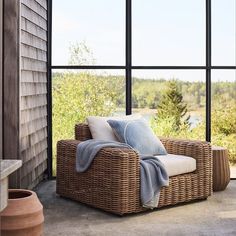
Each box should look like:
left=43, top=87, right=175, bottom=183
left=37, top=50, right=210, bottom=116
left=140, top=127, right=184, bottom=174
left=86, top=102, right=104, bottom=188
left=107, top=118, right=167, bottom=155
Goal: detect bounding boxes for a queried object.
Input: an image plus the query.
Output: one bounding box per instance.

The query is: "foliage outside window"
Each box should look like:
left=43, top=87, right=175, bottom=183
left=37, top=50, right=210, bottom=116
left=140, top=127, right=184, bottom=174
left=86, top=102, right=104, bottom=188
left=52, top=1, right=236, bottom=176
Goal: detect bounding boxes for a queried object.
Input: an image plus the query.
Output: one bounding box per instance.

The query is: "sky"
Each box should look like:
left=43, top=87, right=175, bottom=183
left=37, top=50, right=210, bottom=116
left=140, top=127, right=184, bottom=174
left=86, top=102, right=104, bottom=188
left=52, top=0, right=236, bottom=82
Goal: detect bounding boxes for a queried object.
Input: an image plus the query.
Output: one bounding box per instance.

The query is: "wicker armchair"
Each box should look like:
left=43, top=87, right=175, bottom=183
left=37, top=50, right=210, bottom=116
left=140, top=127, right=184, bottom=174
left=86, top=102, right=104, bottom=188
left=56, top=123, right=212, bottom=215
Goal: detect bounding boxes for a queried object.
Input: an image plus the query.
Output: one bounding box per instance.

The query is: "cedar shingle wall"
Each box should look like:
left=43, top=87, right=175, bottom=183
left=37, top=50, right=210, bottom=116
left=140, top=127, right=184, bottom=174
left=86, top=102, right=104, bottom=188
left=0, top=0, right=3, bottom=159
left=20, top=0, right=48, bottom=189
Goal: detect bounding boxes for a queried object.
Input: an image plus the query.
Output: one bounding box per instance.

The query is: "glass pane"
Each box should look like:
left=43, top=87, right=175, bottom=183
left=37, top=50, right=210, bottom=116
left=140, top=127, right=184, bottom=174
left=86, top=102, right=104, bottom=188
left=133, top=0, right=205, bottom=66
left=212, top=70, right=236, bottom=178
left=52, top=70, right=125, bottom=175
left=132, top=70, right=206, bottom=140
left=212, top=0, right=236, bottom=66
left=52, top=0, right=125, bottom=65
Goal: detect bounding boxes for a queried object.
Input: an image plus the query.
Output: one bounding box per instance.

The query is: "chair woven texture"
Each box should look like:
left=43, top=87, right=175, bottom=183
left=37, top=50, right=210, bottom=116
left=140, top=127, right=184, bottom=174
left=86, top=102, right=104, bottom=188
left=56, top=123, right=212, bottom=215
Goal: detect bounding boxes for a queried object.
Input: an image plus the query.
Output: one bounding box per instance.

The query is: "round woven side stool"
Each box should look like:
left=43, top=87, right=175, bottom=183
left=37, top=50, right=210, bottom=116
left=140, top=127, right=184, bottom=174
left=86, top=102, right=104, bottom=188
left=212, top=146, right=230, bottom=191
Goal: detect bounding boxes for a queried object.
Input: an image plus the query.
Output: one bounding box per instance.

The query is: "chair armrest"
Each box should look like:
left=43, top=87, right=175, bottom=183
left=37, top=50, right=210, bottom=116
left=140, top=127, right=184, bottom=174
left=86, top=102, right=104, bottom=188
left=160, top=137, right=212, bottom=161
left=160, top=137, right=212, bottom=187
left=57, top=139, right=140, bottom=168
left=56, top=139, right=141, bottom=214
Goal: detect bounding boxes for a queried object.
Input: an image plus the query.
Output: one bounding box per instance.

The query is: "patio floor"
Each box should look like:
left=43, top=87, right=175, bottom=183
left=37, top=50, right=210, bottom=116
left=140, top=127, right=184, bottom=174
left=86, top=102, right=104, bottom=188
left=35, top=180, right=236, bottom=236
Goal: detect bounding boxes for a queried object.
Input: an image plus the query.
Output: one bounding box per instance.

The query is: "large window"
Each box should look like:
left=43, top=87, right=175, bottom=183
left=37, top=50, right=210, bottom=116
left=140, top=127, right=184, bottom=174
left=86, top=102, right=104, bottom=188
left=211, top=70, right=236, bottom=178
left=51, top=0, right=236, bottom=177
left=132, top=70, right=206, bottom=140
left=211, top=0, right=236, bottom=178
left=133, top=0, right=205, bottom=66
left=212, top=0, right=235, bottom=66
left=52, top=0, right=125, bottom=66
left=52, top=70, right=125, bottom=174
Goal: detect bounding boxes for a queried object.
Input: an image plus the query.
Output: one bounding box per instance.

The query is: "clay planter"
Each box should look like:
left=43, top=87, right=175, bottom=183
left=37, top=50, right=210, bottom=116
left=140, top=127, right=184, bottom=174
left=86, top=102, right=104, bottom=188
left=0, top=189, right=44, bottom=236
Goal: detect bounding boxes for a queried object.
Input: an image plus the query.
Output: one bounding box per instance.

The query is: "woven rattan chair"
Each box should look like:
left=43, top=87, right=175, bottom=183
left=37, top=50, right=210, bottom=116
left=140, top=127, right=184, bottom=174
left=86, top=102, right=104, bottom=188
left=56, top=123, right=212, bottom=215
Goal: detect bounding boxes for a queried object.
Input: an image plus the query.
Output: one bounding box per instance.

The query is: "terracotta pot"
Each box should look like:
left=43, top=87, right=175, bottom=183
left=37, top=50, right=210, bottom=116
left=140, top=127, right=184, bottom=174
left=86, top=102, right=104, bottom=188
left=0, top=189, right=44, bottom=236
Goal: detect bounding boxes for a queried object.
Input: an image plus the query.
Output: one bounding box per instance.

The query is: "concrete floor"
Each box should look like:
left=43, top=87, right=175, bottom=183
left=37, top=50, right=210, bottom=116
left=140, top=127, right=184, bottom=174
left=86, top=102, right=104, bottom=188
left=36, top=180, right=236, bottom=236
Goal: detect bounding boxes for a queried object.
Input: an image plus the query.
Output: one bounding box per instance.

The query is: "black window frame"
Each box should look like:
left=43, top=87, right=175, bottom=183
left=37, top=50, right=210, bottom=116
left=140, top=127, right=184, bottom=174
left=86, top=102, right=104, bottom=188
left=47, top=0, right=236, bottom=178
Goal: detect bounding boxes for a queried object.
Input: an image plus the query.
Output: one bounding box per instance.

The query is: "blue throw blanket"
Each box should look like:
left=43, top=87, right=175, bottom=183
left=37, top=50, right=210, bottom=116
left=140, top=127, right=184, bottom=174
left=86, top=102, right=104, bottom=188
left=76, top=140, right=169, bottom=208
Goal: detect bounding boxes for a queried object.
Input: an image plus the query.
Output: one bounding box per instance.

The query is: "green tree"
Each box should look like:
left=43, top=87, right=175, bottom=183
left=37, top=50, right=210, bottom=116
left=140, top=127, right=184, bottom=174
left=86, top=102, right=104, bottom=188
left=156, top=80, right=189, bottom=130
left=68, top=41, right=96, bottom=65
left=52, top=72, right=122, bottom=175
left=52, top=41, right=122, bottom=175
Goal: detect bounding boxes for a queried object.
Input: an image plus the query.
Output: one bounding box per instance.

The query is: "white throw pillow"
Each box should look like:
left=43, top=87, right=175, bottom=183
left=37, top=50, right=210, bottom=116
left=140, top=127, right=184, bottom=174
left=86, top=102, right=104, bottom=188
left=87, top=114, right=141, bottom=141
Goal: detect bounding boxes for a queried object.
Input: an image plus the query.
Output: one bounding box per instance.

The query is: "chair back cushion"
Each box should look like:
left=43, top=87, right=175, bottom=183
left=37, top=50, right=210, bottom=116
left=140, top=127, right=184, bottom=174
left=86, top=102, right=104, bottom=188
left=107, top=118, right=167, bottom=155
left=86, top=115, right=141, bottom=141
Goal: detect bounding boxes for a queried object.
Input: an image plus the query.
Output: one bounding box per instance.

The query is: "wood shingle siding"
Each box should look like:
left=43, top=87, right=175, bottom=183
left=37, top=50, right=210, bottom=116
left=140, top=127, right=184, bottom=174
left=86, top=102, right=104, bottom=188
left=21, top=16, right=47, bottom=41
left=21, top=161, right=47, bottom=189
left=35, top=0, right=48, bottom=10
left=21, top=106, right=47, bottom=124
left=22, top=57, right=47, bottom=72
left=21, top=140, right=48, bottom=162
left=21, top=44, right=47, bottom=62
left=21, top=117, right=47, bottom=138
left=21, top=95, right=47, bottom=110
left=0, top=0, right=2, bottom=158
left=21, top=31, right=47, bottom=51
left=21, top=82, right=47, bottom=96
left=21, top=71, right=47, bottom=83
left=22, top=150, right=47, bottom=175
left=20, top=128, right=47, bottom=152
left=19, top=0, right=48, bottom=188
left=2, top=0, right=48, bottom=188
left=21, top=0, right=47, bottom=19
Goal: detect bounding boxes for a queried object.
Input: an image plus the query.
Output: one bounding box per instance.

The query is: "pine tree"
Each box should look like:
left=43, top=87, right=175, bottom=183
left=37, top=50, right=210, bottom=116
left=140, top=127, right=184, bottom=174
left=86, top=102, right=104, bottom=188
left=157, top=80, right=189, bottom=130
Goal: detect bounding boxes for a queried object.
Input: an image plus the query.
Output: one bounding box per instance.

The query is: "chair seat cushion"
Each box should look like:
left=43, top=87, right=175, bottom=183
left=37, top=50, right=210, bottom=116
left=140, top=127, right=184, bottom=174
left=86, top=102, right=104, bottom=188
left=156, top=154, right=196, bottom=177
